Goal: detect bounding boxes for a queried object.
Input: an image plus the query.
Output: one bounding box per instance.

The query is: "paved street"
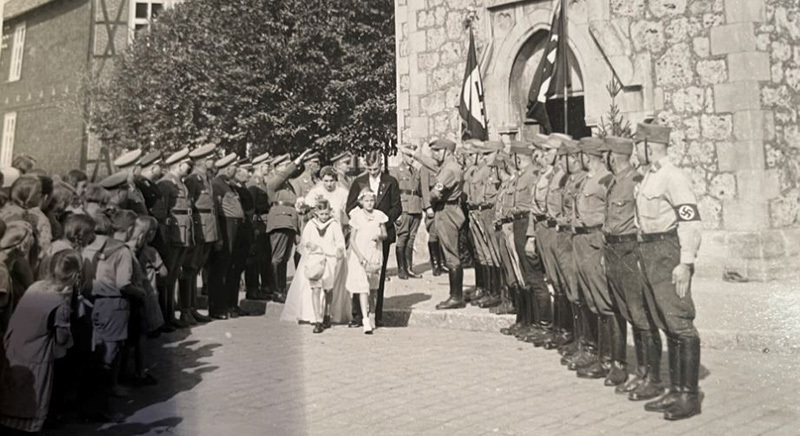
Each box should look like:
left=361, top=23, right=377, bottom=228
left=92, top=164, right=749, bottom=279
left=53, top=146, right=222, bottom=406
left=51, top=307, right=800, bottom=436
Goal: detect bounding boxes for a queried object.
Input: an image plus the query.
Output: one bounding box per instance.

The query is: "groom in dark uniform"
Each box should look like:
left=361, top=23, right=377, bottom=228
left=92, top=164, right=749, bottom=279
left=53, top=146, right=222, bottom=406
left=345, top=151, right=402, bottom=327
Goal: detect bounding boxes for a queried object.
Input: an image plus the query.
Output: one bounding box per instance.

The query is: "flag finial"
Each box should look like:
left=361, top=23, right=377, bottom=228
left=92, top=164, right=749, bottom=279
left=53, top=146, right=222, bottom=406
left=464, top=7, right=479, bottom=30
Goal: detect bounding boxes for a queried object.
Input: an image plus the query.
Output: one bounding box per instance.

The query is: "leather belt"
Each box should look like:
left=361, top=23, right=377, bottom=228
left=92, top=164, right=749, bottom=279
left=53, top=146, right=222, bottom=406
left=498, top=216, right=514, bottom=225
left=604, top=233, right=638, bottom=244
left=557, top=224, right=573, bottom=233
left=196, top=208, right=213, bottom=213
left=546, top=218, right=558, bottom=228
left=173, top=209, right=192, bottom=215
left=533, top=214, right=548, bottom=223
left=94, top=295, right=123, bottom=299
left=638, top=229, right=678, bottom=243
left=400, top=189, right=421, bottom=196
left=467, top=204, right=491, bottom=211
left=443, top=200, right=460, bottom=205
left=272, top=201, right=294, bottom=207
left=573, top=225, right=602, bottom=235
left=513, top=211, right=529, bottom=221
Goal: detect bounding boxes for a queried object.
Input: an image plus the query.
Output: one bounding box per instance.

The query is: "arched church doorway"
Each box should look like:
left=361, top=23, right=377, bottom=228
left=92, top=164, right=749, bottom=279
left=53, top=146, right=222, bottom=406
left=508, top=29, right=591, bottom=140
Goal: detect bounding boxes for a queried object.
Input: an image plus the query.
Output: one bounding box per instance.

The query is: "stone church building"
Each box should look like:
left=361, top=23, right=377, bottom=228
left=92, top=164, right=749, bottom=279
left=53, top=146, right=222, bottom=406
left=394, top=0, right=800, bottom=280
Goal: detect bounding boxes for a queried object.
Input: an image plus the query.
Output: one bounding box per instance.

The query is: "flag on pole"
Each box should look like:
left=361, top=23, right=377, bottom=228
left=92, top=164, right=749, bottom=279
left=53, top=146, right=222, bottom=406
left=459, top=29, right=488, bottom=141
left=526, top=0, right=571, bottom=133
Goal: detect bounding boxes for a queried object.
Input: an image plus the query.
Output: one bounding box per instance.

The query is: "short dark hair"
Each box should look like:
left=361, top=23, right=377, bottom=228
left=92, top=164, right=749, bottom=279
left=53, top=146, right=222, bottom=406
left=112, top=209, right=138, bottom=233
left=364, top=151, right=382, bottom=167
left=12, top=155, right=36, bottom=174
left=65, top=170, right=88, bottom=187
left=319, top=166, right=337, bottom=180
left=64, top=214, right=96, bottom=248
left=49, top=249, right=82, bottom=284
left=10, top=176, right=42, bottom=210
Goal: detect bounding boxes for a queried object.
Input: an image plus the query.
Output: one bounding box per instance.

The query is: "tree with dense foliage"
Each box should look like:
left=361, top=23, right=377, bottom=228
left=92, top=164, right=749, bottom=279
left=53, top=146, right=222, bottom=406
left=89, top=0, right=396, bottom=158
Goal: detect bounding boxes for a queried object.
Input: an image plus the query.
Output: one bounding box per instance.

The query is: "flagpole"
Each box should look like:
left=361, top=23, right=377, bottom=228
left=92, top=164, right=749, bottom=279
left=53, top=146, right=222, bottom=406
left=562, top=0, right=569, bottom=135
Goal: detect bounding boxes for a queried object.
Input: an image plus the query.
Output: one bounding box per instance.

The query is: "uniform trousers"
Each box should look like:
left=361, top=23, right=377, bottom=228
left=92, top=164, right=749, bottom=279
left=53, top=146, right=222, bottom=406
left=552, top=231, right=579, bottom=303
left=425, top=214, right=438, bottom=243
left=434, top=203, right=465, bottom=269
left=227, top=218, right=251, bottom=309
left=269, top=228, right=297, bottom=294
left=162, top=244, right=187, bottom=320
left=515, top=216, right=549, bottom=322
left=395, top=213, right=421, bottom=251
left=605, top=238, right=657, bottom=332
left=535, top=225, right=560, bottom=291
left=207, top=217, right=239, bottom=316
left=180, top=242, right=213, bottom=311
left=497, top=222, right=523, bottom=287
left=637, top=236, right=699, bottom=339
left=572, top=232, right=615, bottom=316
left=245, top=231, right=272, bottom=293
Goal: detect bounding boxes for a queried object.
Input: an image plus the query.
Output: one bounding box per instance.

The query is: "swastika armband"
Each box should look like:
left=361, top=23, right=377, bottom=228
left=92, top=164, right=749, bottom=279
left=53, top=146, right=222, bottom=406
left=675, top=204, right=701, bottom=222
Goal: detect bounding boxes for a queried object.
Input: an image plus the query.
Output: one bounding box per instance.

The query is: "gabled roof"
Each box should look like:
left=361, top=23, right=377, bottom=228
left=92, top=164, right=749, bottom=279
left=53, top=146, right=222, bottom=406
left=3, top=0, right=58, bottom=20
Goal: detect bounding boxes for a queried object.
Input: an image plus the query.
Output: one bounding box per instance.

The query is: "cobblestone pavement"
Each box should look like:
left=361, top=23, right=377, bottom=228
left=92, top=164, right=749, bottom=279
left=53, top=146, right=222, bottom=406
left=50, top=307, right=800, bottom=436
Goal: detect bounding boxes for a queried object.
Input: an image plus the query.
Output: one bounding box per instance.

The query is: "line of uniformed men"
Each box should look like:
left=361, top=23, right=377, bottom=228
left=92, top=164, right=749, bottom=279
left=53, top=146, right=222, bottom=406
left=398, top=122, right=703, bottom=421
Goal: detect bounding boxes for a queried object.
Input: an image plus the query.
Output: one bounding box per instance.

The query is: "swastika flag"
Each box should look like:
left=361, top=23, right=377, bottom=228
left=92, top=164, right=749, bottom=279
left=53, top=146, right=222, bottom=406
left=526, top=0, right=572, bottom=134
left=459, top=29, right=488, bottom=141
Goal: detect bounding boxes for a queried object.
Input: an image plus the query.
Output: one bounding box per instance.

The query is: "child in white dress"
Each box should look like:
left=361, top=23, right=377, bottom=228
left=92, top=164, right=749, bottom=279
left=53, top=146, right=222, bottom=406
left=301, top=199, right=346, bottom=333
left=345, top=189, right=388, bottom=334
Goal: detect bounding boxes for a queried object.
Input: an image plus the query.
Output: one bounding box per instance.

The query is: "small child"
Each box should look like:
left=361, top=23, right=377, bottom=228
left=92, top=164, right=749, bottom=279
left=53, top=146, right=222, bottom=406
left=0, top=249, right=81, bottom=434
left=345, top=189, right=387, bottom=335
left=131, top=215, right=166, bottom=335
left=301, top=199, right=345, bottom=334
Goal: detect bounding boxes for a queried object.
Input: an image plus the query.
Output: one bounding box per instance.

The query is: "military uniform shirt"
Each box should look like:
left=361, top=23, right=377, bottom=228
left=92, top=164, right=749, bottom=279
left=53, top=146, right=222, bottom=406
left=636, top=157, right=702, bottom=264
left=604, top=167, right=641, bottom=236
left=290, top=169, right=316, bottom=199
left=433, top=156, right=463, bottom=203
left=561, top=171, right=587, bottom=227
left=419, top=166, right=436, bottom=211
left=266, top=163, right=300, bottom=233
left=514, top=166, right=539, bottom=213
left=497, top=176, right=517, bottom=219
left=545, top=167, right=568, bottom=220
left=575, top=168, right=613, bottom=228
left=186, top=170, right=221, bottom=243
left=390, top=163, right=423, bottom=214
left=212, top=175, right=244, bottom=219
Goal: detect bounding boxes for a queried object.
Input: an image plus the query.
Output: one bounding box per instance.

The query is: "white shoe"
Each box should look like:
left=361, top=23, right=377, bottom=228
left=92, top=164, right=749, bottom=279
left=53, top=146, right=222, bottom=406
left=363, top=317, right=373, bottom=335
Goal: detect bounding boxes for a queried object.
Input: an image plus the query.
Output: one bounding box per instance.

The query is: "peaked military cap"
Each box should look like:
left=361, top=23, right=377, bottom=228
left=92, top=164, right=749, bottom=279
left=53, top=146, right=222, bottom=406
left=602, top=136, right=634, bottom=155
left=557, top=140, right=581, bottom=156
left=306, top=152, right=321, bottom=162
left=579, top=137, right=606, bottom=157
left=252, top=152, right=271, bottom=165
left=165, top=148, right=191, bottom=166
left=189, top=143, right=217, bottom=160
left=331, top=151, right=352, bottom=163
left=271, top=154, right=290, bottom=166
left=215, top=153, right=238, bottom=169
left=483, top=141, right=504, bottom=152
left=99, top=171, right=129, bottom=190
left=531, top=134, right=551, bottom=150
left=140, top=150, right=163, bottom=167
left=113, top=149, right=142, bottom=169
left=634, top=123, right=671, bottom=145
left=510, top=141, right=534, bottom=156
left=429, top=138, right=457, bottom=151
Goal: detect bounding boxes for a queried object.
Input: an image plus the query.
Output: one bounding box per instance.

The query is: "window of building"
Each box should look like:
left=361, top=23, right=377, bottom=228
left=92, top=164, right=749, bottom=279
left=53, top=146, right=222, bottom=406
left=129, top=1, right=165, bottom=38
left=9, top=23, right=26, bottom=82
left=2, top=113, right=17, bottom=167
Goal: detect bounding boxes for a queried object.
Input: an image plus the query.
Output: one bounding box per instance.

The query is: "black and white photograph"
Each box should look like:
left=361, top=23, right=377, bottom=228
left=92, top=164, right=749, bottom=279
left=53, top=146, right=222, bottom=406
left=0, top=0, right=799, bottom=434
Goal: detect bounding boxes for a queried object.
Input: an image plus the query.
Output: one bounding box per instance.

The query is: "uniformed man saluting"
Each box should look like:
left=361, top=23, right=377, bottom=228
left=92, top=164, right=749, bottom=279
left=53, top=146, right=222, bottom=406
left=398, top=138, right=465, bottom=310
left=633, top=123, right=703, bottom=421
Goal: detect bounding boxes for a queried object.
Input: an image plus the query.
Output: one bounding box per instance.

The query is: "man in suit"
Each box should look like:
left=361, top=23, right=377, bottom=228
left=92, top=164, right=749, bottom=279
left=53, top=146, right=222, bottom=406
left=345, top=151, right=402, bottom=327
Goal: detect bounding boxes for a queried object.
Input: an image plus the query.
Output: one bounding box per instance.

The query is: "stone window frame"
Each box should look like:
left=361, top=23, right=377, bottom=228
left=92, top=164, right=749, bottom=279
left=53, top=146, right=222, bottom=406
left=1, top=112, right=16, bottom=168
left=8, top=22, right=25, bottom=83
left=128, top=0, right=166, bottom=40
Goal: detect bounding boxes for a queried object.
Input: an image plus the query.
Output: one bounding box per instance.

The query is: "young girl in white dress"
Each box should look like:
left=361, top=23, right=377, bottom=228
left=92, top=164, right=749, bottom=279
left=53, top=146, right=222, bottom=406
left=345, top=188, right=388, bottom=335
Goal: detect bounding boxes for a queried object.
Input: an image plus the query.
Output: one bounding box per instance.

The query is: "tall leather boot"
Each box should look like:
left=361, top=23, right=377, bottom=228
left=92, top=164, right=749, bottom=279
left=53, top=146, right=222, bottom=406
left=495, top=284, right=515, bottom=315
left=525, top=289, right=551, bottom=347
left=604, top=314, right=628, bottom=386
left=644, top=334, right=680, bottom=409
left=554, top=296, right=576, bottom=352
left=578, top=315, right=612, bottom=378
left=405, top=245, right=421, bottom=278
left=561, top=303, right=584, bottom=365
left=630, top=330, right=664, bottom=401
left=471, top=264, right=486, bottom=303
left=438, top=244, right=449, bottom=272
left=272, top=263, right=287, bottom=303
left=436, top=266, right=466, bottom=310
left=568, top=305, right=598, bottom=371
left=664, top=336, right=702, bottom=420
left=396, top=247, right=409, bottom=280
left=429, top=242, right=443, bottom=276
left=617, top=329, right=646, bottom=394
left=501, top=286, right=525, bottom=335
left=479, top=267, right=502, bottom=308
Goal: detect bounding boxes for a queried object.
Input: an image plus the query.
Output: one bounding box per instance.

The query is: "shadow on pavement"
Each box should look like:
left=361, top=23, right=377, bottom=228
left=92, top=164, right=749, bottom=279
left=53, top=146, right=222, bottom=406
left=382, top=292, right=432, bottom=327
left=47, top=326, right=222, bottom=436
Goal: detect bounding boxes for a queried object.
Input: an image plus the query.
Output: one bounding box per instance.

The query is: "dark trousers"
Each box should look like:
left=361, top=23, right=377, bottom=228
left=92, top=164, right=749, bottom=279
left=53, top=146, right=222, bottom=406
left=226, top=218, right=250, bottom=310
left=245, top=232, right=272, bottom=292
left=162, top=245, right=187, bottom=321
left=179, top=242, right=212, bottom=311
left=352, top=241, right=391, bottom=322
left=514, top=216, right=550, bottom=323
left=606, top=239, right=657, bottom=332
left=207, top=218, right=238, bottom=316
left=573, top=232, right=615, bottom=316
left=637, top=236, right=699, bottom=339
left=269, top=228, right=296, bottom=293
left=395, top=213, right=421, bottom=250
